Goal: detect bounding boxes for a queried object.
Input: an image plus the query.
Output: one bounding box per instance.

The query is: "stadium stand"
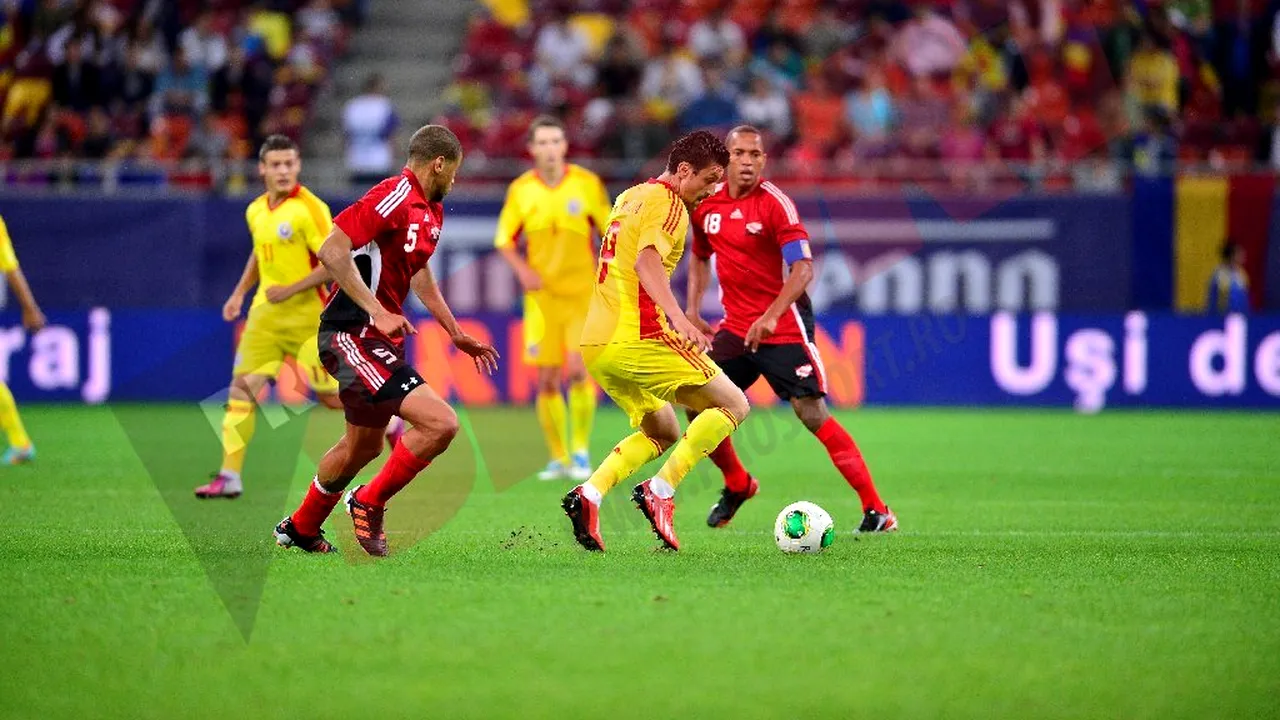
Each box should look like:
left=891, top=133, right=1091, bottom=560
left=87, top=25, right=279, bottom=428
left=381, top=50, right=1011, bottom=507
left=439, top=0, right=1280, bottom=187
left=2, top=0, right=1278, bottom=190
left=0, top=0, right=360, bottom=189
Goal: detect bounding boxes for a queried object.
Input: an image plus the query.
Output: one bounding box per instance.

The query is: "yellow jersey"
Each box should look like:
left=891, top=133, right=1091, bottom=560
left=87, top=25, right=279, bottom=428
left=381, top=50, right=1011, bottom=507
left=244, top=184, right=332, bottom=315
left=0, top=214, right=19, bottom=273
left=581, top=178, right=689, bottom=346
left=493, top=163, right=612, bottom=298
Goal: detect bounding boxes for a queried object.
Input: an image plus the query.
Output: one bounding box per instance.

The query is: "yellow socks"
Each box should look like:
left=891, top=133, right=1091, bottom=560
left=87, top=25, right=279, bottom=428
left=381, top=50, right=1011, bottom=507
left=586, top=432, right=664, bottom=498
left=536, top=391, right=568, bottom=462
left=219, top=398, right=256, bottom=476
left=568, top=379, right=596, bottom=456
left=655, top=408, right=739, bottom=492
left=0, top=382, right=31, bottom=449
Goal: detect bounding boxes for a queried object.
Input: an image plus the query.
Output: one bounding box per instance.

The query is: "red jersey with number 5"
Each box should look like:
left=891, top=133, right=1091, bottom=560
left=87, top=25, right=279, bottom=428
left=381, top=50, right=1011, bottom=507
left=321, top=167, right=443, bottom=335
left=690, top=180, right=813, bottom=345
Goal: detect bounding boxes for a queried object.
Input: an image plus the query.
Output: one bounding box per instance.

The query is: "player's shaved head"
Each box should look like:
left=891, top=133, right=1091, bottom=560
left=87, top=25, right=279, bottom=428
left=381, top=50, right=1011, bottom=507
left=666, top=130, right=730, bottom=174
left=725, top=124, right=762, bottom=146
left=408, top=124, right=463, bottom=165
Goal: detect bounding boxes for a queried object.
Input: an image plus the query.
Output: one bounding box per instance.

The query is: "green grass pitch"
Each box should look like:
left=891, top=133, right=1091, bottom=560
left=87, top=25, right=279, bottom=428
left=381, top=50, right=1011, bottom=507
left=1, top=404, right=1277, bottom=719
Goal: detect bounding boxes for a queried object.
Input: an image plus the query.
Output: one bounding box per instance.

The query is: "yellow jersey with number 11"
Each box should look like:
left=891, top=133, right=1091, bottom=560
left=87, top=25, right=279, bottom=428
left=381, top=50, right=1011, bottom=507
left=581, top=179, right=690, bottom=346
left=244, top=184, right=332, bottom=316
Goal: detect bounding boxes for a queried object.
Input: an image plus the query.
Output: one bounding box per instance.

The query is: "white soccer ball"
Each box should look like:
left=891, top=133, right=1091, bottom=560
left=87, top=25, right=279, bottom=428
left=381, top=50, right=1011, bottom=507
left=774, top=501, right=835, bottom=554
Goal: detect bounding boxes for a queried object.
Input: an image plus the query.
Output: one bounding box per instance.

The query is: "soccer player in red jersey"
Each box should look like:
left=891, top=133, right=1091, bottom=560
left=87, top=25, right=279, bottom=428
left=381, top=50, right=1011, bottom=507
left=687, top=125, right=897, bottom=533
left=274, top=125, right=500, bottom=556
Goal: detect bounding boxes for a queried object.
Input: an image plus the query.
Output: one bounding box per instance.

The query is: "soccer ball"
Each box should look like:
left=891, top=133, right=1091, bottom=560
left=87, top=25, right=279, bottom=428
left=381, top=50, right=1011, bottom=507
left=774, top=501, right=835, bottom=554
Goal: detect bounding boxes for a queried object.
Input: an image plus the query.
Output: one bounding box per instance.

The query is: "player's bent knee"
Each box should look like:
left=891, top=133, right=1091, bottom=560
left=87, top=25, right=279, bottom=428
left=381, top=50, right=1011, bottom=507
left=420, top=404, right=460, bottom=444
left=726, top=391, right=751, bottom=426
left=793, top=397, right=829, bottom=432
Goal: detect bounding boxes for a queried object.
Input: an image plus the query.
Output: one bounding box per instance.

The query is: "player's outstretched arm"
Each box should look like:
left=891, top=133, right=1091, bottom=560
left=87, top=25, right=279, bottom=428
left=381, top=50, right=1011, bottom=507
left=685, top=254, right=714, bottom=336
left=744, top=258, right=814, bottom=352
left=265, top=265, right=332, bottom=304
left=222, top=252, right=258, bottom=322
left=411, top=265, right=499, bottom=375
left=635, top=247, right=710, bottom=353
left=4, top=268, right=44, bottom=332
left=317, top=226, right=413, bottom=337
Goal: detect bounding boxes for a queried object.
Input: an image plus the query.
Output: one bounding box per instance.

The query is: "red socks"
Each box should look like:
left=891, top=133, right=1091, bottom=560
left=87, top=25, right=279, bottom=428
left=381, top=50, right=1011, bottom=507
left=354, top=440, right=430, bottom=508
left=291, top=478, right=342, bottom=536
left=815, top=417, right=886, bottom=513
left=709, top=436, right=753, bottom=493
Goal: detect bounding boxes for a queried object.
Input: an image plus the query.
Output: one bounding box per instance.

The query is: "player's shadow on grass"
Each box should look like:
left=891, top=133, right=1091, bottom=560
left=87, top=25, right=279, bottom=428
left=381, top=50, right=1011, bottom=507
left=112, top=327, right=313, bottom=642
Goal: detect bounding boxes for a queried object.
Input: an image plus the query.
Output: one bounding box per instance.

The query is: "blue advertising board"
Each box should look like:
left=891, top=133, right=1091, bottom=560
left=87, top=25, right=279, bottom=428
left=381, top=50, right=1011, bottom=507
left=2, top=309, right=1276, bottom=409
left=1, top=193, right=1135, bottom=313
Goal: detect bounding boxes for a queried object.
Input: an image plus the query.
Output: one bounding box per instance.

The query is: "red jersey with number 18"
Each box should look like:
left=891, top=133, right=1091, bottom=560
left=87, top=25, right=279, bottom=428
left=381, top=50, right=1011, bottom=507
left=690, top=180, right=813, bottom=345
left=322, top=167, right=443, bottom=335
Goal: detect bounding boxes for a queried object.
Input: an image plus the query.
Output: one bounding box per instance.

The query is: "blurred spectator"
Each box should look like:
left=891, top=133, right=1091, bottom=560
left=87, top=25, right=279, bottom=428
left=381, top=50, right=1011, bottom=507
left=100, top=43, right=156, bottom=112
left=892, top=5, right=966, bottom=78
left=3, top=35, right=54, bottom=129
left=530, top=12, right=595, bottom=98
left=247, top=1, right=292, bottom=62
left=52, top=36, right=99, bottom=111
left=1129, top=106, right=1178, bottom=176
left=791, top=71, right=845, bottom=153
left=189, top=113, right=232, bottom=163
left=987, top=93, right=1047, bottom=166
left=297, top=0, right=341, bottom=46
left=601, top=97, right=671, bottom=161
left=127, top=18, right=166, bottom=74
left=1205, top=240, right=1250, bottom=314
left=151, top=46, right=210, bottom=118
left=679, top=64, right=741, bottom=133
left=750, top=10, right=802, bottom=57
left=738, top=74, right=791, bottom=139
left=897, top=76, right=949, bottom=158
left=803, top=2, right=854, bottom=61
left=1127, top=31, right=1179, bottom=117
left=687, top=3, right=746, bottom=64
left=597, top=35, right=643, bottom=100
left=748, top=40, right=805, bottom=92
left=179, top=13, right=228, bottom=73
left=212, top=46, right=273, bottom=134
left=845, top=65, right=895, bottom=152
left=640, top=38, right=703, bottom=121
left=343, top=73, right=399, bottom=184
left=81, top=106, right=115, bottom=159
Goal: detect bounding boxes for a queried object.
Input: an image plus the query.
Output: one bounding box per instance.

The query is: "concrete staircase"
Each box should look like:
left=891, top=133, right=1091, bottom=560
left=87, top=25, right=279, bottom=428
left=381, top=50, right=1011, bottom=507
left=306, top=0, right=478, bottom=189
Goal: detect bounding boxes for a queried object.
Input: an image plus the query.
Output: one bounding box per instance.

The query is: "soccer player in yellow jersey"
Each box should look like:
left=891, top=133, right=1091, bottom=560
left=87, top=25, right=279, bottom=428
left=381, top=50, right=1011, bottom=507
left=561, top=130, right=749, bottom=552
left=0, top=214, right=46, bottom=465
left=494, top=116, right=612, bottom=481
left=195, top=135, right=400, bottom=498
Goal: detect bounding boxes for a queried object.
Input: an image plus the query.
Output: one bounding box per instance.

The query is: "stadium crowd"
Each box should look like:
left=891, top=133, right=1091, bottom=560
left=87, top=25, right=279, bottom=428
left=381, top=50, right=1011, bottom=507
left=0, top=0, right=362, bottom=186
left=443, top=0, right=1280, bottom=184
left=3, top=0, right=1280, bottom=188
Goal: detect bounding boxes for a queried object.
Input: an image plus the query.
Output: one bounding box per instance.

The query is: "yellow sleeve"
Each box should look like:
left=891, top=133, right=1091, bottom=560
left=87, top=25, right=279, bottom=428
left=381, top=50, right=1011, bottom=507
left=588, top=173, right=613, bottom=239
left=298, top=191, right=333, bottom=255
left=0, top=216, right=19, bottom=272
left=636, top=193, right=680, bottom=258
left=493, top=181, right=525, bottom=250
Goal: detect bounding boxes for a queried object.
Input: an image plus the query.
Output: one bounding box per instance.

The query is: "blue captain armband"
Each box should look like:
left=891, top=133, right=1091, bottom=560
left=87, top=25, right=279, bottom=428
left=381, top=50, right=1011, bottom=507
left=782, top=239, right=812, bottom=265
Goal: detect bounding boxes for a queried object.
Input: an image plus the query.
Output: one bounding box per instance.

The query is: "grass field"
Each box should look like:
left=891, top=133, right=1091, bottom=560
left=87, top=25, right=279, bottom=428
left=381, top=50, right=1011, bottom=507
left=1, top=404, right=1277, bottom=719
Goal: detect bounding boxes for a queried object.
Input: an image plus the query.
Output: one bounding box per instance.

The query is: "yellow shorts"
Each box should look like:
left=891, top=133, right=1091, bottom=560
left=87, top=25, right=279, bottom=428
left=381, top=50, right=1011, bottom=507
left=523, top=291, right=591, bottom=367
left=233, top=305, right=339, bottom=394
left=582, top=334, right=722, bottom=427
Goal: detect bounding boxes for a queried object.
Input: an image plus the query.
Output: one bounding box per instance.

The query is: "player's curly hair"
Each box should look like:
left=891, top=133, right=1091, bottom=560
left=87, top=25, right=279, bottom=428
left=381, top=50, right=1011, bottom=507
left=408, top=124, right=463, bottom=164
left=666, top=130, right=730, bottom=173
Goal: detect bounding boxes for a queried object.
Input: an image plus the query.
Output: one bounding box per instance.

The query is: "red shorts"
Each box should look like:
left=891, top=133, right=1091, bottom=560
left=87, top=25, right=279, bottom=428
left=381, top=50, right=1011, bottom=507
left=318, top=325, right=425, bottom=427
